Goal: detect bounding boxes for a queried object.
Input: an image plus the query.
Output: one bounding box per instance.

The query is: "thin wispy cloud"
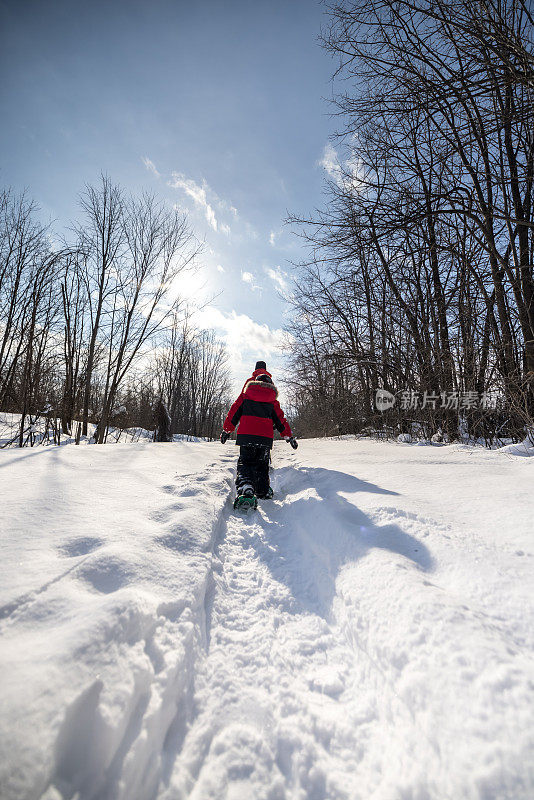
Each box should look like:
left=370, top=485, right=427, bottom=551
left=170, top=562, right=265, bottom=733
left=241, top=271, right=262, bottom=291
left=168, top=172, right=235, bottom=237
left=142, top=156, right=161, bottom=178
left=319, top=143, right=338, bottom=180
left=265, top=266, right=289, bottom=293
left=268, top=227, right=299, bottom=254
left=218, top=199, right=239, bottom=219
left=205, top=203, right=218, bottom=232
left=169, top=172, right=220, bottom=232
left=319, top=140, right=364, bottom=191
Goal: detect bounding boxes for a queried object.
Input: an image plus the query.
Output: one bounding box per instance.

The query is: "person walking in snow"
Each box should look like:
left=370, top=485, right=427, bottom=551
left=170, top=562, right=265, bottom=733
left=220, top=361, right=297, bottom=508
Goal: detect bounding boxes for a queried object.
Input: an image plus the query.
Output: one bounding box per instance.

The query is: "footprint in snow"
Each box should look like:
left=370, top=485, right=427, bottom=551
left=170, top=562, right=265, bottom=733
left=76, top=554, right=132, bottom=594
left=176, top=486, right=202, bottom=496
left=58, top=537, right=104, bottom=558
left=155, top=530, right=198, bottom=552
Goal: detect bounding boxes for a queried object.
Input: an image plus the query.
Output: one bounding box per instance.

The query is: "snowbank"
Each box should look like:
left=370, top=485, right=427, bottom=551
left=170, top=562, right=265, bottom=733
left=0, top=413, right=206, bottom=448
left=497, top=435, right=534, bottom=457
left=0, top=442, right=233, bottom=800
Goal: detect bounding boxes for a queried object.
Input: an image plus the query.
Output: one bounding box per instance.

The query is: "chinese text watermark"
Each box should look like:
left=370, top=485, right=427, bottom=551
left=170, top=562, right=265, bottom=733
left=375, top=389, right=499, bottom=412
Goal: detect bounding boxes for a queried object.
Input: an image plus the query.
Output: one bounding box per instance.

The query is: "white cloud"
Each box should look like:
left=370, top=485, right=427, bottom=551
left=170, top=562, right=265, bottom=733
left=216, top=264, right=225, bottom=273
left=320, top=143, right=339, bottom=180
left=193, top=307, right=286, bottom=394
left=269, top=230, right=276, bottom=246
left=142, top=156, right=160, bottom=178
left=319, top=141, right=364, bottom=191
left=265, top=266, right=289, bottom=293
left=169, top=172, right=220, bottom=232
left=345, top=152, right=365, bottom=192
left=168, top=172, right=238, bottom=236
left=205, top=203, right=218, bottom=232
left=241, top=271, right=262, bottom=291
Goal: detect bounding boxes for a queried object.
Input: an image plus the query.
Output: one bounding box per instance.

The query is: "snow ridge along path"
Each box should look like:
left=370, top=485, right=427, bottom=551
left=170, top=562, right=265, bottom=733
left=0, top=438, right=533, bottom=799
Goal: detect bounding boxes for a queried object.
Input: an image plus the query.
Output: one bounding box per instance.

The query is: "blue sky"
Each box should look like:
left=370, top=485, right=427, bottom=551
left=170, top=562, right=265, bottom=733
left=1, top=0, right=336, bottom=394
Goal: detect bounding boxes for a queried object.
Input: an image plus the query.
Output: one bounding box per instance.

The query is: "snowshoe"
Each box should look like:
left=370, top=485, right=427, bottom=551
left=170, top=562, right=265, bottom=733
left=233, top=493, right=257, bottom=512
left=233, top=485, right=257, bottom=512
left=257, top=487, right=274, bottom=500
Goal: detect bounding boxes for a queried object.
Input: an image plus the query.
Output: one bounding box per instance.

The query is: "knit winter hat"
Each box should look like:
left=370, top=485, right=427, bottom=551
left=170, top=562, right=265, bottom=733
left=255, top=360, right=267, bottom=371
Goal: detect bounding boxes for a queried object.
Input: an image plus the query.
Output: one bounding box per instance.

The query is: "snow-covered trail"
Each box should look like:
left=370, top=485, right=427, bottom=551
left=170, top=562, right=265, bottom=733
left=1, top=438, right=533, bottom=800
left=160, top=446, right=533, bottom=800
left=163, top=460, right=436, bottom=800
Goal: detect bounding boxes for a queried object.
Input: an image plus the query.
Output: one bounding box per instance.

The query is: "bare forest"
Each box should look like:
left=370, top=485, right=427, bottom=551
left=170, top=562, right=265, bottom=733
left=286, top=0, right=534, bottom=445
left=0, top=177, right=231, bottom=446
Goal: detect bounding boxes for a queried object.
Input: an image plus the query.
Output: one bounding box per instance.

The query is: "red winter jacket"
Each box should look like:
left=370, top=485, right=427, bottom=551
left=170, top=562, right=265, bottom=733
left=223, top=369, right=292, bottom=448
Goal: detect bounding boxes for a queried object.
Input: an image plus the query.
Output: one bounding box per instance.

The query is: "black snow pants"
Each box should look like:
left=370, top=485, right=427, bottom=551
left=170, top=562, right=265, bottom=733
left=236, top=444, right=270, bottom=497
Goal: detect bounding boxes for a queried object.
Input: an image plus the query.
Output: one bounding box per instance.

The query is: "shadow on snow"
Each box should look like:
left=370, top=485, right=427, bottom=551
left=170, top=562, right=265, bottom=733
left=243, top=464, right=434, bottom=620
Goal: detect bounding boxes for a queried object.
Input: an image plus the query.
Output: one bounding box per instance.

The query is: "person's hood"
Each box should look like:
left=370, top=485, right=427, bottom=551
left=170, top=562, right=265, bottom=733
left=240, top=368, right=273, bottom=394
left=243, top=378, right=278, bottom=400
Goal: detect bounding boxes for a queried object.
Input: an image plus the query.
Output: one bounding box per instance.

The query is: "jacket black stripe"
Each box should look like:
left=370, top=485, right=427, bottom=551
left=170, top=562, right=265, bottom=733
left=230, top=400, right=244, bottom=426
left=241, top=399, right=274, bottom=419
left=236, top=433, right=274, bottom=448
left=271, top=408, right=285, bottom=433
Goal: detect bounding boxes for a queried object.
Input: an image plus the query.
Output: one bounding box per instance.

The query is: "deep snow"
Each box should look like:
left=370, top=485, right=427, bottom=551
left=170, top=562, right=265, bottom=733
left=0, top=438, right=532, bottom=800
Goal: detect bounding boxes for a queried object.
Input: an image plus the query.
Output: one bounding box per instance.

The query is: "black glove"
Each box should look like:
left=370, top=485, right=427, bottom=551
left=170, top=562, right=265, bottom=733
left=220, top=430, right=229, bottom=444
left=287, top=436, right=298, bottom=450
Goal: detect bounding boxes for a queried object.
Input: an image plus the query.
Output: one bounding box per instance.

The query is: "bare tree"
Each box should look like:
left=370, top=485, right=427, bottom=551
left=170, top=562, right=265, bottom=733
left=75, top=176, right=125, bottom=436
left=150, top=316, right=230, bottom=439
left=93, top=192, right=197, bottom=443
left=0, top=179, right=231, bottom=447
left=286, top=0, right=533, bottom=440
left=59, top=251, right=88, bottom=434
left=0, top=190, right=50, bottom=410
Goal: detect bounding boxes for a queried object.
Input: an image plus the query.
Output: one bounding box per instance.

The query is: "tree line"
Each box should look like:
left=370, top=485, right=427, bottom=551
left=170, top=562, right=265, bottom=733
left=0, top=177, right=231, bottom=446
left=287, top=0, right=533, bottom=444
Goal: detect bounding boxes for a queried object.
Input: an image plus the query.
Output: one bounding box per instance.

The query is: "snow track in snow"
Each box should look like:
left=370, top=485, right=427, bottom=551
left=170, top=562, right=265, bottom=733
left=160, top=462, right=439, bottom=799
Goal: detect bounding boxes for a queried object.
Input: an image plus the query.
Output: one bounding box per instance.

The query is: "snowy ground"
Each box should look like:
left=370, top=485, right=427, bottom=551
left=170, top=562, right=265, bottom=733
left=0, top=438, right=533, bottom=800
left=0, top=412, right=204, bottom=447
